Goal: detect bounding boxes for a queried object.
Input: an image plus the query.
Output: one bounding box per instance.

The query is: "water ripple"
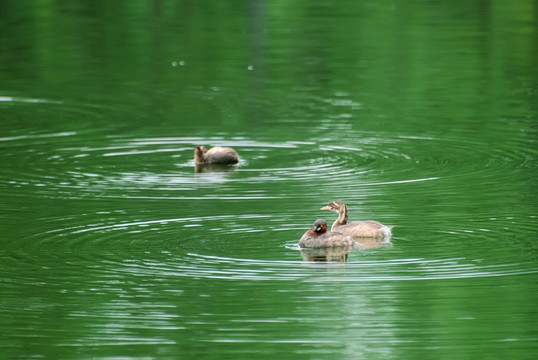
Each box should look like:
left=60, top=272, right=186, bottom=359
left=1, top=121, right=535, bottom=288
left=2, top=212, right=533, bottom=285
left=1, top=129, right=533, bottom=203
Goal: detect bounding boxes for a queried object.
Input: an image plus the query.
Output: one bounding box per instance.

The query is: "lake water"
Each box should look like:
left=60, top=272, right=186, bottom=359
left=1, top=1, right=537, bottom=359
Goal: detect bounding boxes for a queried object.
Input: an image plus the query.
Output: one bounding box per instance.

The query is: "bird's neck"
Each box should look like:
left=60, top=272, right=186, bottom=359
left=332, top=205, right=348, bottom=230
left=194, top=147, right=205, bottom=164
left=309, top=229, right=321, bottom=237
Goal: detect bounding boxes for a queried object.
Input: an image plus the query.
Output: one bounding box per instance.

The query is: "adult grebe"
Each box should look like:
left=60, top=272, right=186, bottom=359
left=299, top=218, right=356, bottom=248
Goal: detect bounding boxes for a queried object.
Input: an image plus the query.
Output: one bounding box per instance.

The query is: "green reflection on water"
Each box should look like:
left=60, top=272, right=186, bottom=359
left=1, top=1, right=537, bottom=359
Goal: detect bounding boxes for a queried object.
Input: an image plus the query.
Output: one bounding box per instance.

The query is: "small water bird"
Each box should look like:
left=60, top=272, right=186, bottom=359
left=194, top=145, right=239, bottom=165
left=320, top=200, right=392, bottom=239
left=299, top=218, right=356, bottom=248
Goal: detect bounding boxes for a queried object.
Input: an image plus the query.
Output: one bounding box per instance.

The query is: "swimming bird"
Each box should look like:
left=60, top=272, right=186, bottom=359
left=299, top=218, right=356, bottom=248
left=320, top=200, right=392, bottom=239
left=194, top=145, right=239, bottom=165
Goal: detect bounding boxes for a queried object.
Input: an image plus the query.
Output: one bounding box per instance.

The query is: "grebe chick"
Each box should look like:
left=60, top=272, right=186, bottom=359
left=194, top=145, right=239, bottom=165
left=321, top=200, right=392, bottom=239
left=299, top=218, right=356, bottom=248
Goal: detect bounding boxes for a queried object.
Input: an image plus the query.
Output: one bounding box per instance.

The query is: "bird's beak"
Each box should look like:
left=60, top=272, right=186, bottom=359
left=320, top=206, right=330, bottom=211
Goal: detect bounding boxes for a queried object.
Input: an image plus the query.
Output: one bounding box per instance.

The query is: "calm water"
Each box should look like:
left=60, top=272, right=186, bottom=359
left=1, top=1, right=537, bottom=359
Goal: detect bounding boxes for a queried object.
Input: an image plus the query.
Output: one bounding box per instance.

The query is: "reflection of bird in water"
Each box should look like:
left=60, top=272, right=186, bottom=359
left=195, top=163, right=238, bottom=174
left=299, top=219, right=355, bottom=248
left=321, top=200, right=392, bottom=240
left=194, top=145, right=239, bottom=165
left=300, top=246, right=353, bottom=262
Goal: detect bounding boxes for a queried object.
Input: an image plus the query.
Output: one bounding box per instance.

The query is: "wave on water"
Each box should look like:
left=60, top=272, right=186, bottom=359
left=1, top=128, right=535, bottom=286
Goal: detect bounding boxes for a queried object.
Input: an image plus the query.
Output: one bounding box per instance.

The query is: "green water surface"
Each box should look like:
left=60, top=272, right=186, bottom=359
left=1, top=1, right=537, bottom=359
